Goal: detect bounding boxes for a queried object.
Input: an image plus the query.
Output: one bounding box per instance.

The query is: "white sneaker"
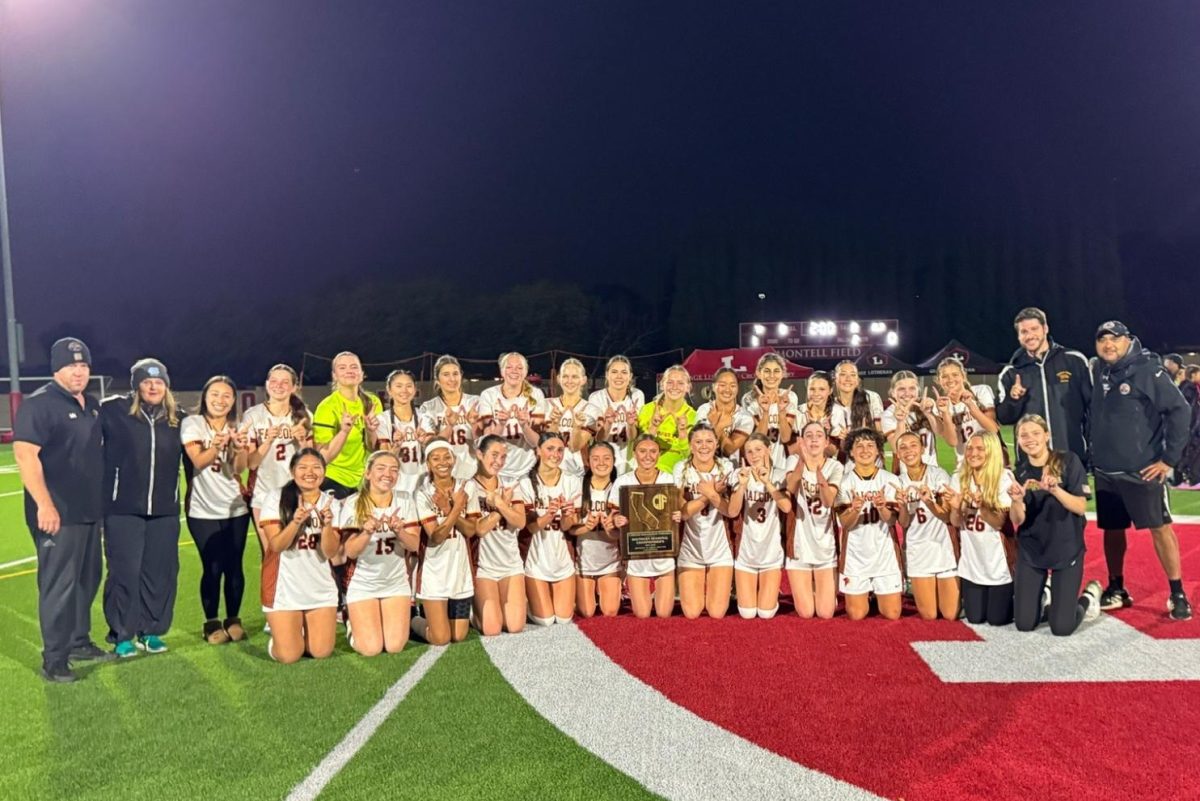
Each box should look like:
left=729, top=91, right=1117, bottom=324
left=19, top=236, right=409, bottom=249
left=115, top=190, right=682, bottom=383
left=1082, top=580, right=1103, bottom=621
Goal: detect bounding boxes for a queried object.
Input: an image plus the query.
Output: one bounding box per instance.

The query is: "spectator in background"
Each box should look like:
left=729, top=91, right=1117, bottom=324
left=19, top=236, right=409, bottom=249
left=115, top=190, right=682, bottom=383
left=1162, top=353, right=1185, bottom=386
left=13, top=337, right=113, bottom=682
left=995, top=307, right=1091, bottom=468
left=1089, top=321, right=1191, bottom=620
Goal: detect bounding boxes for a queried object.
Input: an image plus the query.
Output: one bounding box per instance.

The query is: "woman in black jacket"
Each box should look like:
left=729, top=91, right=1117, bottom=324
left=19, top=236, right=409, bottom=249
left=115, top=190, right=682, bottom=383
left=101, top=358, right=184, bottom=658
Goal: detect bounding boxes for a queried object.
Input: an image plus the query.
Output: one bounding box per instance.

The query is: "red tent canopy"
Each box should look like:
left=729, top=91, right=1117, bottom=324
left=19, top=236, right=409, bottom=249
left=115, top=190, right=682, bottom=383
left=681, top=348, right=813, bottom=382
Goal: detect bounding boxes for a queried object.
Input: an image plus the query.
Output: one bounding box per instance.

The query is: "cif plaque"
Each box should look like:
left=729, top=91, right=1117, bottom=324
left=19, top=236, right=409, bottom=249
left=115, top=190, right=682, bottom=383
left=618, top=484, right=679, bottom=559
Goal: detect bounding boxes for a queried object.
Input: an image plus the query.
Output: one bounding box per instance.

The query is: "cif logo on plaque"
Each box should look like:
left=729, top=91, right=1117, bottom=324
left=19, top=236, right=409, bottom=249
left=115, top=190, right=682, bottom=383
left=619, top=483, right=680, bottom=559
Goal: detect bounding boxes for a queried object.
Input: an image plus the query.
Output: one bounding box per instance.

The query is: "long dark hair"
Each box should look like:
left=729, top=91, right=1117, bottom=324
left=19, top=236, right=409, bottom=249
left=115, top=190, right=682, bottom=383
left=833, top=361, right=873, bottom=431
left=278, top=448, right=327, bottom=527
left=197, top=375, right=239, bottom=423
left=266, top=364, right=310, bottom=426
left=527, top=431, right=567, bottom=509
left=581, top=441, right=617, bottom=515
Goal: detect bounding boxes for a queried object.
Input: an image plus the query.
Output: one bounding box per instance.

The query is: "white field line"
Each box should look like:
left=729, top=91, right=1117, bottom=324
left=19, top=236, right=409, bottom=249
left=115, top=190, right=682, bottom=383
left=285, top=647, right=445, bottom=801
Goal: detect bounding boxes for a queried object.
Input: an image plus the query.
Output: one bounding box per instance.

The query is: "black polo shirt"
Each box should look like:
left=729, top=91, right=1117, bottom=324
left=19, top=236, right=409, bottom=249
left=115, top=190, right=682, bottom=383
left=13, top=381, right=104, bottom=529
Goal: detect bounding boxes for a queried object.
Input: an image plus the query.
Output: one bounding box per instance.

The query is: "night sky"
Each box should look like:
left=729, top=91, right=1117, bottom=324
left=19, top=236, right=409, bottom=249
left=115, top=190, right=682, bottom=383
left=2, top=2, right=1198, bottom=375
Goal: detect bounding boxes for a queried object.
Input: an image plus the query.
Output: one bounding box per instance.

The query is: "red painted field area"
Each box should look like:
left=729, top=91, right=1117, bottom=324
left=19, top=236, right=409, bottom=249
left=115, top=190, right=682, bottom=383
left=579, top=524, right=1200, bottom=801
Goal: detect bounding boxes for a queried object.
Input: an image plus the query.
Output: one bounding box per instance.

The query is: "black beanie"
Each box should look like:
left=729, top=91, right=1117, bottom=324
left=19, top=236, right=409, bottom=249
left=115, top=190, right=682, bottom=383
left=131, top=358, right=170, bottom=389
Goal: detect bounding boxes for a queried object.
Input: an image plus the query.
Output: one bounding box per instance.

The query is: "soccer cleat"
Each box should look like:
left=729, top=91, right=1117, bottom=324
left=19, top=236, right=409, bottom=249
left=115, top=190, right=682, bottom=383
left=1082, top=580, right=1103, bottom=621
left=70, top=642, right=116, bottom=663
left=1167, top=593, right=1193, bottom=621
left=114, top=640, right=139, bottom=659
left=137, top=635, right=168, bottom=654
left=41, top=662, right=77, bottom=683
left=1099, top=586, right=1133, bottom=611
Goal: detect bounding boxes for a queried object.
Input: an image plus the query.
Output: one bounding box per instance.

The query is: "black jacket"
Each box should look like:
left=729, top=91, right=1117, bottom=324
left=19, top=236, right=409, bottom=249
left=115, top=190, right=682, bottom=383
left=1088, top=339, right=1191, bottom=474
left=995, top=339, right=1091, bottom=465
left=101, top=395, right=183, bottom=517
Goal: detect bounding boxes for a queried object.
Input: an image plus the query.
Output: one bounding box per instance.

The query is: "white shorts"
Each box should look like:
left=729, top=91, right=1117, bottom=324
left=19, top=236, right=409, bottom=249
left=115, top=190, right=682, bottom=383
left=525, top=564, right=576, bottom=583
left=677, top=558, right=735, bottom=570
left=475, top=566, right=525, bottom=582
left=626, top=558, right=674, bottom=579
left=734, top=560, right=783, bottom=574
left=785, top=557, right=836, bottom=572
left=908, top=568, right=958, bottom=580
left=839, top=572, right=903, bottom=596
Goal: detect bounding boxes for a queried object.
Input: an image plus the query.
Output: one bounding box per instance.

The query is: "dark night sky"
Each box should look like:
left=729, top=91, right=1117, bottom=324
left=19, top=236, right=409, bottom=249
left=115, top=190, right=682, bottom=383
left=2, top=1, right=1199, bottom=372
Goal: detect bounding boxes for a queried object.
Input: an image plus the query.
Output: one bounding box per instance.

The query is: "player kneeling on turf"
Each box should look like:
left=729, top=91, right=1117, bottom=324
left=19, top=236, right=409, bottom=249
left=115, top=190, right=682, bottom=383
left=729, top=434, right=791, bottom=619
left=258, top=449, right=340, bottom=664
left=1010, top=415, right=1102, bottom=635
left=337, top=451, right=420, bottom=656
left=836, top=429, right=903, bottom=621
left=411, top=441, right=476, bottom=646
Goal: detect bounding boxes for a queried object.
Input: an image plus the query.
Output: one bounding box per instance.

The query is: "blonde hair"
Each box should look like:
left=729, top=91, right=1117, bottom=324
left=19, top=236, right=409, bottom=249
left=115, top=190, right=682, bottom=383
left=1016, top=413, right=1062, bottom=480
left=499, top=352, right=535, bottom=405
left=936, top=357, right=971, bottom=388
left=957, top=432, right=1006, bottom=510
left=654, top=364, right=691, bottom=406
left=604, top=355, right=635, bottom=394
left=330, top=351, right=376, bottom=416
left=557, top=358, right=587, bottom=393
left=129, top=389, right=180, bottom=427
left=353, top=450, right=401, bottom=527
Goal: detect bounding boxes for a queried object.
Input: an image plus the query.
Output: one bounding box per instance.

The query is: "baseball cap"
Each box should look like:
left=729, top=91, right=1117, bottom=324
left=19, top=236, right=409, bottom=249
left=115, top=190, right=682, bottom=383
left=1095, top=320, right=1130, bottom=339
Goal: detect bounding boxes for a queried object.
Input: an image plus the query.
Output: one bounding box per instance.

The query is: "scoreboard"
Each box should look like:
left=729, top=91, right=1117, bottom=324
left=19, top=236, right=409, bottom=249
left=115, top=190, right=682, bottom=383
left=737, top=319, right=900, bottom=361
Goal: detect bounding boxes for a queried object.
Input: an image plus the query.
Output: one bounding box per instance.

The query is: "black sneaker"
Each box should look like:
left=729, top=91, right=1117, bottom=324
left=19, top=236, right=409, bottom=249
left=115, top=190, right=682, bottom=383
left=70, top=642, right=117, bottom=663
left=1099, top=586, right=1133, bottom=611
left=1168, top=593, right=1193, bottom=621
left=41, top=662, right=77, bottom=684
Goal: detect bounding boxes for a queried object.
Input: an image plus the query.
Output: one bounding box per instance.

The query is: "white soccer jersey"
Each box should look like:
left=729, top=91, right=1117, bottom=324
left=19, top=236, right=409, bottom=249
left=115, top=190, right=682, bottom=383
left=545, top=396, right=596, bottom=477
left=412, top=480, right=474, bottom=600
left=373, top=408, right=425, bottom=493
left=336, top=490, right=416, bottom=602
left=937, top=385, right=996, bottom=466
left=181, top=415, right=250, bottom=520
left=478, top=385, right=547, bottom=479
left=576, top=481, right=621, bottom=576
left=259, top=490, right=339, bottom=612
left=740, top=389, right=800, bottom=469
left=418, top=394, right=482, bottom=480
left=465, top=475, right=531, bottom=581
left=674, top=458, right=738, bottom=568
left=587, top=388, right=644, bottom=472
left=836, top=468, right=901, bottom=580
left=611, top=469, right=676, bottom=578
left=735, top=467, right=787, bottom=571
left=897, top=464, right=957, bottom=577
left=796, top=402, right=852, bottom=437
left=695, top=402, right=755, bottom=449
left=951, top=471, right=1014, bottom=585
left=524, top=471, right=583, bottom=582
left=240, top=404, right=306, bottom=508
left=881, top=407, right=939, bottom=465
left=833, top=389, right=885, bottom=430
left=786, top=457, right=844, bottom=568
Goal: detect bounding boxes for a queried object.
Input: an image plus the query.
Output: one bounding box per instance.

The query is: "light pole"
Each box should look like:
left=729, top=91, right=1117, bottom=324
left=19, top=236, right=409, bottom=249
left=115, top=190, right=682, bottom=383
left=0, top=69, right=21, bottom=423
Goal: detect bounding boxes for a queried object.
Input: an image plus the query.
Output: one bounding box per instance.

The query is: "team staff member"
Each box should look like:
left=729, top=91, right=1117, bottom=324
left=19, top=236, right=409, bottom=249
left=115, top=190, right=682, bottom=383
left=100, top=359, right=184, bottom=657
left=14, top=337, right=113, bottom=682
left=995, top=307, right=1091, bottom=467
left=1089, top=321, right=1192, bottom=619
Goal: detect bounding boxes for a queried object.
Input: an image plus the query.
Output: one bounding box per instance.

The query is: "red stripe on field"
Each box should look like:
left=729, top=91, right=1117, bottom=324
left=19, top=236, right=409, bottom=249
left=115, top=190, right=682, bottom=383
left=579, top=524, right=1200, bottom=801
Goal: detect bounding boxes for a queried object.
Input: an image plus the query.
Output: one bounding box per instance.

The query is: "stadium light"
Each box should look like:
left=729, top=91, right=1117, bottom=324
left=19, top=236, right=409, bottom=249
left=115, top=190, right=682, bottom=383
left=885, top=331, right=899, bottom=347
left=870, top=321, right=886, bottom=334
left=0, top=81, right=20, bottom=421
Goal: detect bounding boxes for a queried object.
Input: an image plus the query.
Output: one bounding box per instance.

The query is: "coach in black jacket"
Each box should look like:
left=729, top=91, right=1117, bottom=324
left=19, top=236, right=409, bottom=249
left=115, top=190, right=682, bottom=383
left=101, top=358, right=185, bottom=655
left=995, top=308, right=1091, bottom=467
left=1089, top=321, right=1192, bottom=620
